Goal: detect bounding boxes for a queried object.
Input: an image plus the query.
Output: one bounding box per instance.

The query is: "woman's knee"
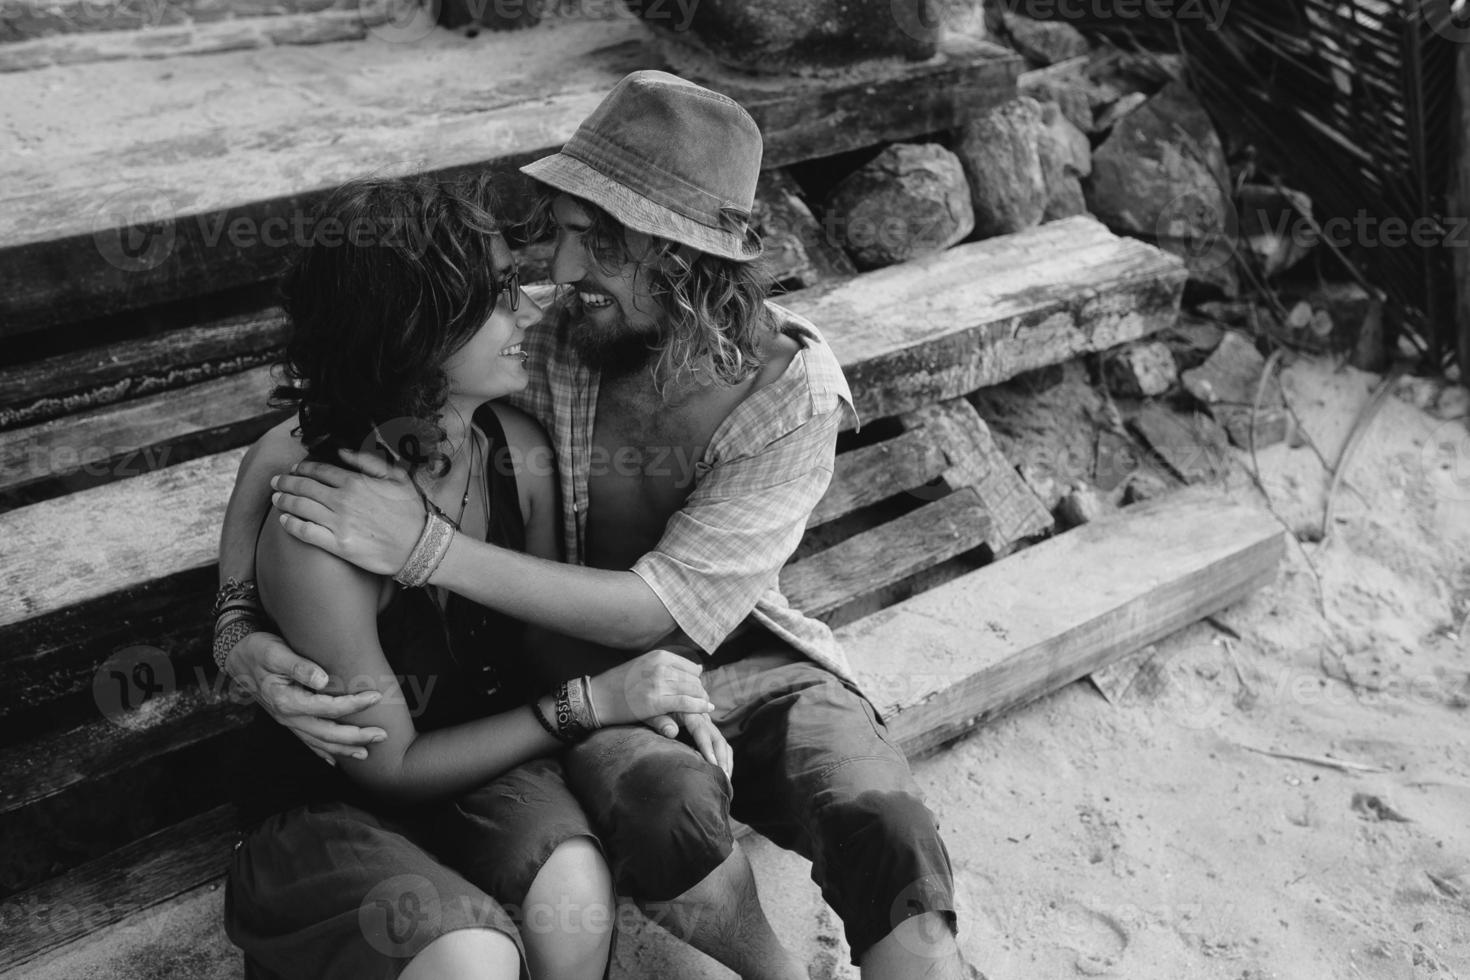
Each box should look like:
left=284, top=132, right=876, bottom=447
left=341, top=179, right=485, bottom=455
left=523, top=837, right=614, bottom=934
left=400, top=928, right=520, bottom=980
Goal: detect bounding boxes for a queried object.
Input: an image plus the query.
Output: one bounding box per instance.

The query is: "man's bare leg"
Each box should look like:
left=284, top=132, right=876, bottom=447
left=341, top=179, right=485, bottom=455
left=639, top=841, right=806, bottom=980
left=860, top=912, right=977, bottom=980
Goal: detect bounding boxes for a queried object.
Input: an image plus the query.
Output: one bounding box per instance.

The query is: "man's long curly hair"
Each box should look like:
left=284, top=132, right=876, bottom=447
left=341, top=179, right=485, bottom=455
left=527, top=190, right=776, bottom=396
left=271, top=174, right=507, bottom=478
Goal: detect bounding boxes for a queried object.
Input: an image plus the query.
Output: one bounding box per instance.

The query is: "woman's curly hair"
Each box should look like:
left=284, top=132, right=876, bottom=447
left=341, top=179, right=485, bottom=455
left=271, top=173, right=507, bottom=478
left=526, top=191, right=776, bottom=396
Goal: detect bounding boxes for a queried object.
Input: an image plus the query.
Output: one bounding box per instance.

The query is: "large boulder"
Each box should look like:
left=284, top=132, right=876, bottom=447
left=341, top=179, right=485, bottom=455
left=1035, top=101, right=1091, bottom=220
left=625, top=0, right=940, bottom=74
left=753, top=170, right=857, bottom=288
left=1085, top=80, right=1238, bottom=295
left=955, top=96, right=1047, bottom=237
left=823, top=143, right=974, bottom=269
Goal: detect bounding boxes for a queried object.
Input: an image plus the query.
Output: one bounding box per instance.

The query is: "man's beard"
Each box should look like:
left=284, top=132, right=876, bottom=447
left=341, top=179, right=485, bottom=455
left=566, top=302, right=660, bottom=379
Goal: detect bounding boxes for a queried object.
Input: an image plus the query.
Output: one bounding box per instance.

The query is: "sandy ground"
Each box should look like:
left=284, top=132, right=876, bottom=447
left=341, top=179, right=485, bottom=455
left=907, top=353, right=1470, bottom=980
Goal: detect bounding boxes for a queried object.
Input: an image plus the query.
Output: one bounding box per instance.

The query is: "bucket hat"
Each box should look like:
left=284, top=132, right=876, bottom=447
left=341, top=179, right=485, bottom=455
left=521, top=70, right=763, bottom=262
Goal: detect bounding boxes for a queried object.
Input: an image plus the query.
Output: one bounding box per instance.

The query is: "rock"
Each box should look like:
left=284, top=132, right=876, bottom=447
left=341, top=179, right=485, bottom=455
left=1434, top=385, right=1470, bottom=420
left=955, top=97, right=1047, bottom=237
left=753, top=170, right=856, bottom=289
left=1215, top=405, right=1291, bottom=450
left=1093, top=429, right=1140, bottom=492
left=1036, top=101, right=1091, bottom=221
left=1121, top=471, right=1169, bottom=505
left=1237, top=184, right=1314, bottom=279
left=1286, top=301, right=1314, bottom=331
left=1103, top=340, right=1177, bottom=397
left=1130, top=405, right=1231, bottom=484
left=1181, top=331, right=1290, bottom=449
left=628, top=0, right=939, bottom=74
left=1160, top=315, right=1225, bottom=371
left=823, top=143, right=974, bottom=270
left=1000, top=11, right=1090, bottom=66
left=1309, top=309, right=1334, bottom=339
left=1092, top=91, right=1148, bottom=132
left=1393, top=375, right=1440, bottom=412
left=1056, top=483, right=1105, bottom=527
left=1018, top=65, right=1096, bottom=133
left=1018, top=463, right=1063, bottom=512
left=1086, top=80, right=1238, bottom=297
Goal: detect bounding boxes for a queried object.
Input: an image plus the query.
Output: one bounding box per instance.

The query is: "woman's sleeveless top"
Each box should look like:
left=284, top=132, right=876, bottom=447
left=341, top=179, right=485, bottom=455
left=231, top=404, right=535, bottom=827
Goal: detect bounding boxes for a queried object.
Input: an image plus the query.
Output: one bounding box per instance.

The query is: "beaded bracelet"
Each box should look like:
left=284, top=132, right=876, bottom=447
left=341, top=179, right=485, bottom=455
left=213, top=609, right=263, bottom=672
left=212, top=577, right=260, bottom=619
left=393, top=512, right=455, bottom=589
left=531, top=697, right=575, bottom=744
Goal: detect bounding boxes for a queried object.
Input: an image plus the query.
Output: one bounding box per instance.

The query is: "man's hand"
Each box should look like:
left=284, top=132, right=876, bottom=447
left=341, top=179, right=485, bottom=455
left=269, top=449, right=423, bottom=576
left=226, top=630, right=387, bottom=764
left=679, top=711, right=734, bottom=784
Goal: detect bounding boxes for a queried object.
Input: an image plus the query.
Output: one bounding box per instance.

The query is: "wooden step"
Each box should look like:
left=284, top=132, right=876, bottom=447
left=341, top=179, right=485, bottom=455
left=0, top=365, right=285, bottom=511
left=842, top=487, right=1286, bottom=758
left=0, top=487, right=1283, bottom=977
left=0, top=24, right=1019, bottom=334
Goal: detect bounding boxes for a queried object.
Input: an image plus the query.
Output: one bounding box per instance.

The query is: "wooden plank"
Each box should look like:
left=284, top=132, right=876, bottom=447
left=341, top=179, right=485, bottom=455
left=0, top=689, right=249, bottom=817
left=0, top=366, right=284, bottom=509
left=899, top=398, right=1052, bottom=549
left=782, top=488, right=991, bottom=621
left=839, top=489, right=1285, bottom=759
left=810, top=428, right=949, bottom=528
left=0, top=26, right=1017, bottom=334
left=0, top=449, right=243, bottom=629
left=0, top=805, right=237, bottom=972
left=782, top=216, right=1187, bottom=425
left=0, top=310, right=287, bottom=430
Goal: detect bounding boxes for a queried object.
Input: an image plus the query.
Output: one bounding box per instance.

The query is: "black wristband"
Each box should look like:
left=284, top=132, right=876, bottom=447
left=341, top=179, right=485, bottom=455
left=532, top=697, right=574, bottom=744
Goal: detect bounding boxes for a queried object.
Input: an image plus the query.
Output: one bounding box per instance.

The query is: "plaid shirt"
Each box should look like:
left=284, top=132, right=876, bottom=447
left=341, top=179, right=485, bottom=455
left=508, top=296, right=860, bottom=684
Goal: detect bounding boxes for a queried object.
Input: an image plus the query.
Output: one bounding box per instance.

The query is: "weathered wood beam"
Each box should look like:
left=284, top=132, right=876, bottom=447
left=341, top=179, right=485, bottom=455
left=841, top=489, right=1285, bottom=758
left=781, top=216, right=1187, bottom=425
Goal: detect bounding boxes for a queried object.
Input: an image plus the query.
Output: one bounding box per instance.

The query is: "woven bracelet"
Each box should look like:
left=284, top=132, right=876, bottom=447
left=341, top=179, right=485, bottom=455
left=213, top=612, right=262, bottom=672
left=394, top=512, right=454, bottom=589
left=212, top=577, right=260, bottom=619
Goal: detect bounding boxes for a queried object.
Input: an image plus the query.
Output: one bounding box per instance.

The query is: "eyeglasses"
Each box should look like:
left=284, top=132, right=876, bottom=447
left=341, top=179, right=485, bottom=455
left=498, top=267, right=521, bottom=312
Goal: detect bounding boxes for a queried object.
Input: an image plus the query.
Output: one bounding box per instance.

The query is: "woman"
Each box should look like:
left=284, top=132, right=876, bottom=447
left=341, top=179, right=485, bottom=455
left=225, top=174, right=722, bottom=980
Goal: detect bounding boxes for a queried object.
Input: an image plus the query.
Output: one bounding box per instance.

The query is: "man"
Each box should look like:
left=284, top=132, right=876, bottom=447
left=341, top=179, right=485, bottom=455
left=220, top=71, right=971, bottom=979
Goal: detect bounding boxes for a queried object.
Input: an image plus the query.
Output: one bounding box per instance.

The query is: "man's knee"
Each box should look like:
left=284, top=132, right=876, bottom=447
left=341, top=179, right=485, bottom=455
left=813, top=787, right=956, bottom=960
left=600, top=749, right=734, bottom=902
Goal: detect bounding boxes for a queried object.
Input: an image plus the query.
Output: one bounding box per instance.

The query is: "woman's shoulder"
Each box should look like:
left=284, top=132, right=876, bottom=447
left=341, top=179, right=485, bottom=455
left=257, top=507, right=387, bottom=617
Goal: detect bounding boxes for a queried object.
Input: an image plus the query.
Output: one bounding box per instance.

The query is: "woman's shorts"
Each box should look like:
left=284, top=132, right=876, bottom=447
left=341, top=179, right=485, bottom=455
left=225, top=757, right=598, bottom=980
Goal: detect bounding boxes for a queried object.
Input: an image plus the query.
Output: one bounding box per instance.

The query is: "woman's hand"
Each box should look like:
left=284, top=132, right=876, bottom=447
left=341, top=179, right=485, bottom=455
left=226, top=630, right=388, bottom=764
left=268, top=449, right=424, bottom=576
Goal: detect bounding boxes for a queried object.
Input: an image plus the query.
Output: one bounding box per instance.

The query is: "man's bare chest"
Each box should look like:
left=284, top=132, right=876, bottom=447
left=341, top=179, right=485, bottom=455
left=583, top=375, right=747, bottom=568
